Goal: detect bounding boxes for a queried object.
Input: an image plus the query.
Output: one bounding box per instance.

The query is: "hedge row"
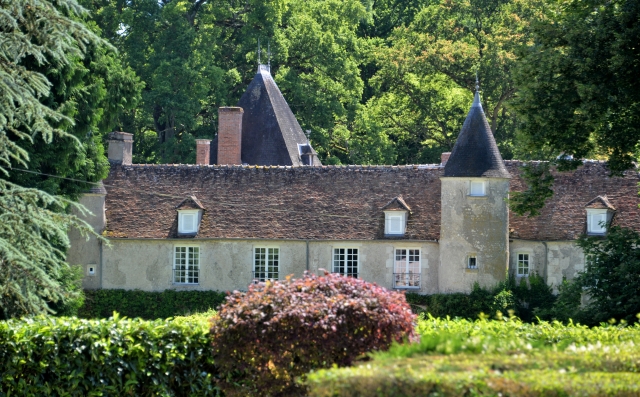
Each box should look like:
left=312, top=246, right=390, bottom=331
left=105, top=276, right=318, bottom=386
left=305, top=316, right=640, bottom=396
left=0, top=314, right=218, bottom=396
left=79, top=289, right=228, bottom=319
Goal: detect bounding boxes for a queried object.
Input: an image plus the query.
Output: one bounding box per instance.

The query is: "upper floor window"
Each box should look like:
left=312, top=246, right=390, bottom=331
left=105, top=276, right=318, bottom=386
left=174, top=246, right=199, bottom=284
left=585, top=196, right=615, bottom=235
left=254, top=247, right=279, bottom=282
left=469, top=181, right=485, bottom=196
left=393, top=248, right=421, bottom=289
left=176, top=195, right=205, bottom=235
left=333, top=248, right=358, bottom=278
left=382, top=196, right=411, bottom=237
left=467, top=254, right=478, bottom=269
left=516, top=253, right=530, bottom=276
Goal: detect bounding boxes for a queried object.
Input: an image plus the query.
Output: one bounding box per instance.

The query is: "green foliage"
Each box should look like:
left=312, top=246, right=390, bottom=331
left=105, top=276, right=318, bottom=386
left=210, top=271, right=416, bottom=396
left=78, top=289, right=228, bottom=320
left=575, top=226, right=640, bottom=325
left=0, top=314, right=219, bottom=396
left=48, top=265, right=86, bottom=317
left=512, top=0, right=640, bottom=173
left=305, top=316, right=640, bottom=396
left=508, top=162, right=555, bottom=217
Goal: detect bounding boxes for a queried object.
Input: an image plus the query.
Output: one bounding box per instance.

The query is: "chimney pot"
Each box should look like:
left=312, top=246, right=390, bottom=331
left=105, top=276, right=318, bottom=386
left=217, top=107, right=243, bottom=165
left=441, top=152, right=451, bottom=166
left=195, top=139, right=211, bottom=165
left=107, top=132, right=133, bottom=165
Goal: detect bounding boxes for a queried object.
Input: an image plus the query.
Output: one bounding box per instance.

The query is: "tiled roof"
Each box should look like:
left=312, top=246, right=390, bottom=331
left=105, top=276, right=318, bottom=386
left=507, top=161, right=640, bottom=240
left=176, top=195, right=205, bottom=210
left=444, top=91, right=511, bottom=178
left=102, top=161, right=640, bottom=241
left=210, top=65, right=321, bottom=166
left=381, top=196, right=412, bottom=212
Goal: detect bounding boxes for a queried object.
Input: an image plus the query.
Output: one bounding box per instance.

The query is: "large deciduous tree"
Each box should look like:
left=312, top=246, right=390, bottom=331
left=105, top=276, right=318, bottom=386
left=0, top=0, right=111, bottom=318
left=512, top=0, right=640, bottom=173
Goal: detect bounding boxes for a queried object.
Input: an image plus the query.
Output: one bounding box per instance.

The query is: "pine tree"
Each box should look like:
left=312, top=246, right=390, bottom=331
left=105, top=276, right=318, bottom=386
left=0, top=0, right=105, bottom=318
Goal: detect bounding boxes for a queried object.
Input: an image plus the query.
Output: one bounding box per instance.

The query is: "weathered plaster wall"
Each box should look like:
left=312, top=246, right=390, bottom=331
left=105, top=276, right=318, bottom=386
left=100, top=239, right=439, bottom=293
left=509, top=239, right=584, bottom=292
left=67, top=194, right=105, bottom=289
left=439, top=178, right=510, bottom=293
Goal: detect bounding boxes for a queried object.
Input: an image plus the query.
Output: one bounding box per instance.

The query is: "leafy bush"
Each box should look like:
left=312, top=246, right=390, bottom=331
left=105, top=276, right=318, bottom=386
left=79, top=288, right=227, bottom=319
left=210, top=271, right=416, bottom=396
left=305, top=316, right=640, bottom=396
left=0, top=314, right=219, bottom=396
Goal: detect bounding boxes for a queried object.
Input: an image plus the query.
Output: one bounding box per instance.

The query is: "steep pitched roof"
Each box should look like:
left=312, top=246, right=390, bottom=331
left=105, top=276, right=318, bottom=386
left=585, top=195, right=616, bottom=210
left=444, top=91, right=511, bottom=178
left=175, top=195, right=205, bottom=210
left=210, top=65, right=321, bottom=166
left=102, top=161, right=640, bottom=242
left=381, top=196, right=412, bottom=212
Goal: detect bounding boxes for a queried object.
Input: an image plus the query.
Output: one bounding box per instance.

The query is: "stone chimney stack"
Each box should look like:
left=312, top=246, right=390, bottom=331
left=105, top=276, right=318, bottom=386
left=441, top=152, right=451, bottom=166
left=195, top=139, right=211, bottom=165
left=107, top=131, right=133, bottom=165
left=217, top=107, right=244, bottom=165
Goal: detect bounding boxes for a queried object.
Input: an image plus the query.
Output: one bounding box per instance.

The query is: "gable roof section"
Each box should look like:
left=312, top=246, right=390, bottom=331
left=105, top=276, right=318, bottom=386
left=444, top=91, right=511, bottom=178
left=585, top=195, right=616, bottom=210
left=210, top=65, right=321, bottom=166
left=103, top=164, right=442, bottom=240
left=381, top=196, right=412, bottom=212
left=176, top=195, right=205, bottom=210
left=102, top=161, right=640, bottom=242
left=507, top=161, right=639, bottom=240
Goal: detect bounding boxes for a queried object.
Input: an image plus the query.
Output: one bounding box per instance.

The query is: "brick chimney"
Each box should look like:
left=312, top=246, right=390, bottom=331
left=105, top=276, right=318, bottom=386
left=195, top=139, right=211, bottom=165
left=441, top=152, right=451, bottom=166
left=107, top=131, right=133, bottom=165
left=217, top=107, right=243, bottom=165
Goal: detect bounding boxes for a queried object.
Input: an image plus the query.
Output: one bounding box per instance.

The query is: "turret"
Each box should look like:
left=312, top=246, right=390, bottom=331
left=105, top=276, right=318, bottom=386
left=438, top=84, right=511, bottom=293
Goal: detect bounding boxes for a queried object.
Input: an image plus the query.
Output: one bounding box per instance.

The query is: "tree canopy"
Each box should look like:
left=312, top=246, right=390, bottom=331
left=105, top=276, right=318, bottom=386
left=0, top=0, right=114, bottom=317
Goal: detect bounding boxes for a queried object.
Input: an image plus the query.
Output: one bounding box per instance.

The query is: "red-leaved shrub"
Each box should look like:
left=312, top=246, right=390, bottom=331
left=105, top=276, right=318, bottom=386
left=210, top=270, right=417, bottom=396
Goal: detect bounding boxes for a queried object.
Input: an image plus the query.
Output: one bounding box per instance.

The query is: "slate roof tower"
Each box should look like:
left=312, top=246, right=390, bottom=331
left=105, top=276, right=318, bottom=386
left=210, top=64, right=321, bottom=166
left=438, top=82, right=511, bottom=293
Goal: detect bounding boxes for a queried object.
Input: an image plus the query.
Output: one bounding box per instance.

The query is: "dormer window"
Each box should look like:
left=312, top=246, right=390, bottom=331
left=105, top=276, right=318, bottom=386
left=176, top=195, right=205, bottom=236
left=381, top=196, right=412, bottom=237
left=469, top=181, right=486, bottom=196
left=585, top=196, right=615, bottom=235
left=178, top=210, right=201, bottom=234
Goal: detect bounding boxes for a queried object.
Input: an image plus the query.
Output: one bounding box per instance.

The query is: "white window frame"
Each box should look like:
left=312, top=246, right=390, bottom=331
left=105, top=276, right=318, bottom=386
left=393, top=248, right=421, bottom=289
left=516, top=253, right=530, bottom=277
left=469, top=180, right=486, bottom=197
left=178, top=209, right=202, bottom=234
left=173, top=246, right=200, bottom=284
left=467, top=254, right=478, bottom=269
left=586, top=208, right=609, bottom=235
left=253, top=247, right=280, bottom=282
left=333, top=247, right=359, bottom=278
left=384, top=211, right=407, bottom=236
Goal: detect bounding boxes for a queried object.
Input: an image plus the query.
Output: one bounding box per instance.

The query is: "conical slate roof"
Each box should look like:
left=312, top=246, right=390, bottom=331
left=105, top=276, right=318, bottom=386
left=210, top=65, right=320, bottom=166
left=443, top=91, right=510, bottom=178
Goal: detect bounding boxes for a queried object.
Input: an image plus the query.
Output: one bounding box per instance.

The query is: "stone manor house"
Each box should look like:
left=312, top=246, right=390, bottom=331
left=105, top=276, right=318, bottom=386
left=68, top=64, right=640, bottom=294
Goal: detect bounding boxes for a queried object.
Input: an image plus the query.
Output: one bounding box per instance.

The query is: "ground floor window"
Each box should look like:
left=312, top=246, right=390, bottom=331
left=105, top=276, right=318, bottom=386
left=174, top=246, right=199, bottom=284
left=333, top=248, right=358, bottom=278
left=468, top=254, right=478, bottom=269
left=254, top=247, right=279, bottom=282
left=394, top=249, right=421, bottom=288
left=517, top=253, right=530, bottom=276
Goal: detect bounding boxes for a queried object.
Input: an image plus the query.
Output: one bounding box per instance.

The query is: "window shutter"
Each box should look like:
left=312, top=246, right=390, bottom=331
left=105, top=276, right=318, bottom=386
left=182, top=213, right=195, bottom=232
left=388, top=216, right=402, bottom=233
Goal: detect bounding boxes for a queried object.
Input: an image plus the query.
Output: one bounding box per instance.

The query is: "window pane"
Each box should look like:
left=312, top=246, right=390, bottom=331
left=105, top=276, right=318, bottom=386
left=181, top=213, right=195, bottom=232
left=333, top=248, right=358, bottom=278
left=394, top=249, right=420, bottom=288
left=517, top=253, right=529, bottom=276
left=388, top=216, right=402, bottom=233
left=174, top=246, right=199, bottom=284
left=470, top=181, right=484, bottom=196
left=468, top=256, right=477, bottom=268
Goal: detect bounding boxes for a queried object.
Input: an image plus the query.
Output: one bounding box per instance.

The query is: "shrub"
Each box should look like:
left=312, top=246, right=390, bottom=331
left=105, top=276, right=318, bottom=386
left=0, top=314, right=218, bottom=396
left=210, top=271, right=417, bottom=397
left=79, top=288, right=227, bottom=319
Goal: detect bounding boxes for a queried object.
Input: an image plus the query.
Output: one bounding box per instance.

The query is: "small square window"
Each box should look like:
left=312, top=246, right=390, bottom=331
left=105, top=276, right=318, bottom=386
left=178, top=209, right=202, bottom=235
left=468, top=255, right=478, bottom=269
left=87, top=265, right=96, bottom=276
left=470, top=181, right=485, bottom=196
left=586, top=209, right=608, bottom=235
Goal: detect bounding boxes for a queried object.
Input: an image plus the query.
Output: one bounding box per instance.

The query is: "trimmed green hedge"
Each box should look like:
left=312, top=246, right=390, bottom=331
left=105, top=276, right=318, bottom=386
left=305, top=316, right=640, bottom=396
left=0, top=314, right=219, bottom=396
left=79, top=289, right=228, bottom=319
